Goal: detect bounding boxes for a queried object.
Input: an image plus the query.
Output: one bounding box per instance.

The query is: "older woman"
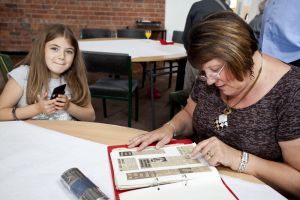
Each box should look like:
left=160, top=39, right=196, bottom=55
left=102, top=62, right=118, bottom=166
left=128, top=12, right=300, bottom=198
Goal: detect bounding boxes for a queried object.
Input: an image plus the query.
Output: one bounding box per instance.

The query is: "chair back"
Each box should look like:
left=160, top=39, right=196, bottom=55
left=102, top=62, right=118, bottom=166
left=82, top=51, right=132, bottom=77
left=82, top=51, right=138, bottom=127
left=0, top=53, right=14, bottom=83
left=80, top=28, right=113, bottom=39
left=172, top=30, right=184, bottom=44
left=117, top=29, right=145, bottom=39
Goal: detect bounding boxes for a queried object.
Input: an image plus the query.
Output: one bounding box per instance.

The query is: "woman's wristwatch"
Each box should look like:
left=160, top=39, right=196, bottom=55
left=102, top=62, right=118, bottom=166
left=238, top=151, right=249, bottom=173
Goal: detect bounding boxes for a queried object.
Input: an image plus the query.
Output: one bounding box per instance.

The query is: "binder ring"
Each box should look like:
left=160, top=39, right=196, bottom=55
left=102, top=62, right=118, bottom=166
left=182, top=174, right=188, bottom=186
left=155, top=176, right=160, bottom=190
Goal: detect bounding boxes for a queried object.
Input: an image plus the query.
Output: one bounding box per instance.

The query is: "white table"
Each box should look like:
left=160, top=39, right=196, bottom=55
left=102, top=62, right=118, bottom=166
left=0, top=121, right=287, bottom=200
left=78, top=39, right=186, bottom=62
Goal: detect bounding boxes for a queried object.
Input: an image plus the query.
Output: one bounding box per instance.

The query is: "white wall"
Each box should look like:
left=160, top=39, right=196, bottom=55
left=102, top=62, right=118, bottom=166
left=246, top=0, right=261, bottom=22
left=164, top=0, right=237, bottom=41
left=164, top=0, right=259, bottom=41
left=165, top=0, right=198, bottom=41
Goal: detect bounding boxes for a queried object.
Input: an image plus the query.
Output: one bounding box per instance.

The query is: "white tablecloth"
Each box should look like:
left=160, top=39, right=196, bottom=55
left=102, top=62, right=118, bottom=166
left=0, top=121, right=286, bottom=200
left=78, top=39, right=186, bottom=59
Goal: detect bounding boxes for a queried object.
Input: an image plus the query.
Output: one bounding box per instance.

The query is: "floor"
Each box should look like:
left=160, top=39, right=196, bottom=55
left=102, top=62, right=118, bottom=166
left=3, top=55, right=179, bottom=131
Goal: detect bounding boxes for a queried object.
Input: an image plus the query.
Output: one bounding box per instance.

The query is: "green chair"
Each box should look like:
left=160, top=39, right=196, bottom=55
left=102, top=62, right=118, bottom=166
left=0, top=53, right=14, bottom=83
left=166, top=30, right=184, bottom=88
left=82, top=51, right=139, bottom=127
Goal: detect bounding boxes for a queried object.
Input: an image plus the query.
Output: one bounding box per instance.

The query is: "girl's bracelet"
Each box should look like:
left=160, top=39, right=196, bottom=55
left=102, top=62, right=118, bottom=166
left=12, top=107, right=19, bottom=121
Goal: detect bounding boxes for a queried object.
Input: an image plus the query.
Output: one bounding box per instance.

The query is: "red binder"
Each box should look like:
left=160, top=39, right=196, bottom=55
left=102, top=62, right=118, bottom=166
left=107, top=139, right=238, bottom=200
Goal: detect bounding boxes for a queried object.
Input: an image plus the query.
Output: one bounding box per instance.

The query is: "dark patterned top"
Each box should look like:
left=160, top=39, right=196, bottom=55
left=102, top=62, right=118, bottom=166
left=191, top=66, right=300, bottom=161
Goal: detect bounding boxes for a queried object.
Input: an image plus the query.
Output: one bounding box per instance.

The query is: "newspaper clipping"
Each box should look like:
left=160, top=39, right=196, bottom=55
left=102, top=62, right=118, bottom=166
left=110, top=143, right=216, bottom=190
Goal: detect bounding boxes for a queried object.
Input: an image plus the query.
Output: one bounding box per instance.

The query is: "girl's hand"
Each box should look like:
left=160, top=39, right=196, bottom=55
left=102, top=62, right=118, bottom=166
left=54, top=94, right=70, bottom=111
left=191, top=136, right=241, bottom=171
left=128, top=124, right=174, bottom=151
left=36, top=93, right=56, bottom=115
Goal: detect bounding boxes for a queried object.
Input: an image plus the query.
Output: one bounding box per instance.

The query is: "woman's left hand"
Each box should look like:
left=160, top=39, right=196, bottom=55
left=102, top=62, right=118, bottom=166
left=191, top=136, right=241, bottom=171
left=54, top=94, right=71, bottom=111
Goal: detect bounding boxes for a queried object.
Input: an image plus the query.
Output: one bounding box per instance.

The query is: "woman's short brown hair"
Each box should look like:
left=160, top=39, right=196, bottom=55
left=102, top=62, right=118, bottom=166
left=188, top=11, right=258, bottom=81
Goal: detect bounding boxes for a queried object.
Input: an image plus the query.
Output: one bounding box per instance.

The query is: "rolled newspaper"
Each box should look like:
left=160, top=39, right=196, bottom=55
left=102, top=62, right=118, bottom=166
left=61, top=168, right=109, bottom=200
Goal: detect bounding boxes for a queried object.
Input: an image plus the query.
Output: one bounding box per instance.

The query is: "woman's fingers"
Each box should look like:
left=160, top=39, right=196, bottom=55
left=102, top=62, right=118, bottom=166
left=128, top=126, right=174, bottom=151
left=128, top=132, right=171, bottom=151
left=128, top=133, right=154, bottom=148
left=155, top=134, right=173, bottom=149
left=191, top=138, right=210, bottom=158
left=128, top=133, right=147, bottom=147
left=137, top=133, right=164, bottom=151
left=191, top=137, right=223, bottom=166
left=136, top=139, right=155, bottom=151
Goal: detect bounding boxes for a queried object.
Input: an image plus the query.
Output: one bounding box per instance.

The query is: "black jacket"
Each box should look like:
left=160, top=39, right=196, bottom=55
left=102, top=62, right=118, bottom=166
left=182, top=0, right=231, bottom=50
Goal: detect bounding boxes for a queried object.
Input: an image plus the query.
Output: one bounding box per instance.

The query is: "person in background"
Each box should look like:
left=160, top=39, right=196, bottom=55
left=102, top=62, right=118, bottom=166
left=249, top=0, right=266, bottom=41
left=129, top=12, right=300, bottom=198
left=260, top=0, right=300, bottom=67
left=0, top=24, right=95, bottom=121
left=182, top=0, right=231, bottom=93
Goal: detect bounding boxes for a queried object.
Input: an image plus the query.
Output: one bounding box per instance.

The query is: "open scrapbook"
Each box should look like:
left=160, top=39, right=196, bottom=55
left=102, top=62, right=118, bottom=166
left=107, top=139, right=238, bottom=200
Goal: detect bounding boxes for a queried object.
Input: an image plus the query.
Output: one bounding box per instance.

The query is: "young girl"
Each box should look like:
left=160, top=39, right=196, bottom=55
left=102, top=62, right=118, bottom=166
left=0, top=24, right=95, bottom=121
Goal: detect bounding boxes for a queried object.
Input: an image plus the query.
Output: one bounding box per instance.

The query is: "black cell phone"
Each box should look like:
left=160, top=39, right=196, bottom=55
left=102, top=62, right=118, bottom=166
left=50, top=84, right=66, bottom=100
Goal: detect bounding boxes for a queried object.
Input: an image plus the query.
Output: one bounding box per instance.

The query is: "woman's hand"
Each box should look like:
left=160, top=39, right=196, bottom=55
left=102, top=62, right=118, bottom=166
left=191, top=136, right=241, bottom=171
left=128, top=124, right=174, bottom=151
left=54, top=94, right=71, bottom=111
left=36, top=93, right=56, bottom=115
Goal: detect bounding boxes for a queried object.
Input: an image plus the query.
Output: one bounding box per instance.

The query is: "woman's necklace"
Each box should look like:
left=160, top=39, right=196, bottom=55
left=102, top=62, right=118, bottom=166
left=214, top=53, right=263, bottom=130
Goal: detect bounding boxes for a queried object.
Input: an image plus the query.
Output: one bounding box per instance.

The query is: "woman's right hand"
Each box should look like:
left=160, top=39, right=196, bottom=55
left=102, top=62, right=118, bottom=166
left=36, top=93, right=56, bottom=115
left=128, top=124, right=174, bottom=151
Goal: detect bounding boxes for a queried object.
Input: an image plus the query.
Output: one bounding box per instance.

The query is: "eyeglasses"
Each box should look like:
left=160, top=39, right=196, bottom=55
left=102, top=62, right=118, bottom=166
left=198, top=64, right=225, bottom=82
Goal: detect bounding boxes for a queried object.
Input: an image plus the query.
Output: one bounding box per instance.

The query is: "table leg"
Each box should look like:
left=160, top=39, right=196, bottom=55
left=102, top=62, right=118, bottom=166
left=141, top=62, right=147, bottom=88
left=149, top=63, right=156, bottom=129
left=175, top=57, right=187, bottom=91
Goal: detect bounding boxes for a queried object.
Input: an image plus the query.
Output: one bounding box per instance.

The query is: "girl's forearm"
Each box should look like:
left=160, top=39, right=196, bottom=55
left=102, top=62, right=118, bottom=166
left=0, top=104, right=41, bottom=121
left=67, top=102, right=95, bottom=121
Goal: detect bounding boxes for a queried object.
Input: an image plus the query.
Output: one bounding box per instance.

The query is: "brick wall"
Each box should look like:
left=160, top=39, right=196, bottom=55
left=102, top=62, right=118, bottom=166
left=0, top=0, right=165, bottom=52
